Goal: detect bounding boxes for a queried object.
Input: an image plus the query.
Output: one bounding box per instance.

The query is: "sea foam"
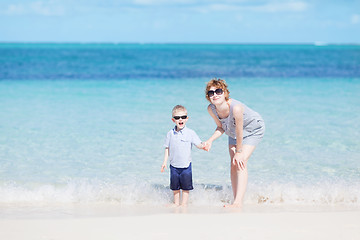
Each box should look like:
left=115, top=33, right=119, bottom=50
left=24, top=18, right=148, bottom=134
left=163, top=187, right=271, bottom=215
left=1, top=180, right=359, bottom=207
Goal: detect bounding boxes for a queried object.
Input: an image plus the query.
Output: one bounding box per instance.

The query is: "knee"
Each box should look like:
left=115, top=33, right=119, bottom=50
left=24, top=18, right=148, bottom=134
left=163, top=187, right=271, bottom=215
left=230, top=164, right=238, bottom=172
left=230, top=163, right=247, bottom=173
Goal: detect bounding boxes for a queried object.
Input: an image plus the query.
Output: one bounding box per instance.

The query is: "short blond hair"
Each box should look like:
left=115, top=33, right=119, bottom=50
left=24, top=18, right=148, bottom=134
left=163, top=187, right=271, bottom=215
left=172, top=105, right=187, bottom=116
left=205, top=78, right=230, bottom=102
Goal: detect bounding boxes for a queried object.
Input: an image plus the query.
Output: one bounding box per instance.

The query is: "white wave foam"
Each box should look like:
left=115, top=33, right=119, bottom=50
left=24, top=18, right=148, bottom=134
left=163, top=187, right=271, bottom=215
left=0, top=180, right=359, bottom=207
left=247, top=181, right=360, bottom=205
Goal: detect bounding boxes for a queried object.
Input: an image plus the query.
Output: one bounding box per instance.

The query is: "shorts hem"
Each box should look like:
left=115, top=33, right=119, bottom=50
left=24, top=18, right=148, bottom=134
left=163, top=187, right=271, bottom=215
left=228, top=135, right=264, bottom=146
left=170, top=187, right=194, bottom=191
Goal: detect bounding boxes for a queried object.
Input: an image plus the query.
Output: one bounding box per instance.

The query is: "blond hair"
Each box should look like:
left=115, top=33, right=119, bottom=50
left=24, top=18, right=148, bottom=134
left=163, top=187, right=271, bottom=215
left=172, top=105, right=187, bottom=116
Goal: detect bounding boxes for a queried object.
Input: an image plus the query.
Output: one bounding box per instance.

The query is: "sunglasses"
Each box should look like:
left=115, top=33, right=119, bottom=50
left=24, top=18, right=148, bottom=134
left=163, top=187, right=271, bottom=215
left=207, top=88, right=223, bottom=98
left=173, top=115, right=188, bottom=120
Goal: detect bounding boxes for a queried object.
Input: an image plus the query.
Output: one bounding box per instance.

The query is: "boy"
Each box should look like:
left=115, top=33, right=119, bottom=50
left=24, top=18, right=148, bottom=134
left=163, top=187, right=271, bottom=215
left=161, top=105, right=205, bottom=206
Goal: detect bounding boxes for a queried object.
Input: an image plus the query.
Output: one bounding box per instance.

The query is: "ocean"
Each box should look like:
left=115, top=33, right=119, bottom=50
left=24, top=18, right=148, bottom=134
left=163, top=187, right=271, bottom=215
left=0, top=43, right=359, bottom=214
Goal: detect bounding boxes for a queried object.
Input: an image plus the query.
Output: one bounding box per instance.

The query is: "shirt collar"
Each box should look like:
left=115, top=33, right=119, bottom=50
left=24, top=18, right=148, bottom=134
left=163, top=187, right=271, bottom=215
left=172, top=126, right=187, bottom=134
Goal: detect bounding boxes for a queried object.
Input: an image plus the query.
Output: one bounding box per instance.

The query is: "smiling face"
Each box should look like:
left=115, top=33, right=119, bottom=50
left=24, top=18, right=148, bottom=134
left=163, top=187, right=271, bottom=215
left=205, top=78, right=230, bottom=102
left=208, top=86, right=226, bottom=105
left=172, top=109, right=188, bottom=131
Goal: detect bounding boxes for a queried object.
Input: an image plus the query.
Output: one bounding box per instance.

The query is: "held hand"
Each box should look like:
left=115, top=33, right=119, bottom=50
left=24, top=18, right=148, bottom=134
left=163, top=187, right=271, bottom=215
left=161, top=164, right=167, bottom=172
left=232, top=152, right=246, bottom=170
left=203, top=141, right=212, bottom=152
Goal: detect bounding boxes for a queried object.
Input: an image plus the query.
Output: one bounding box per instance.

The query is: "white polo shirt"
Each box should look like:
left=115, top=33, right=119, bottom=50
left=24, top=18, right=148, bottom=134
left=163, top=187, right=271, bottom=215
left=164, top=126, right=202, bottom=168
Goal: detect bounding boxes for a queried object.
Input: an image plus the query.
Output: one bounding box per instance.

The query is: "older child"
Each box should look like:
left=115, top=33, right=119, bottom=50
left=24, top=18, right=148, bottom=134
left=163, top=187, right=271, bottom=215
left=204, top=78, right=265, bottom=208
left=161, top=105, right=205, bottom=206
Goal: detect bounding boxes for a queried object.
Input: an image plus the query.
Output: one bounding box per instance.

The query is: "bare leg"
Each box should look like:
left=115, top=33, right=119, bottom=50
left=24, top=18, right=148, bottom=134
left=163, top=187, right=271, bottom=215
left=226, top=144, right=256, bottom=208
left=173, top=190, right=180, bottom=206
left=181, top=190, right=189, bottom=206
left=231, top=163, right=248, bottom=207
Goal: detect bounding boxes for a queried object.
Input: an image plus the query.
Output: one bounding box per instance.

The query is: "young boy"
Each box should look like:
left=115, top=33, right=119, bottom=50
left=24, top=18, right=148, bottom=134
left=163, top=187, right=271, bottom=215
left=161, top=105, right=205, bottom=206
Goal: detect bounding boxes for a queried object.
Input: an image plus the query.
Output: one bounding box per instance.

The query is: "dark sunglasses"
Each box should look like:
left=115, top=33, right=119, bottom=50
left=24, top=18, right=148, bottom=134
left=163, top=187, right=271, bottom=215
left=207, top=88, right=223, bottom=98
left=173, top=115, right=188, bottom=120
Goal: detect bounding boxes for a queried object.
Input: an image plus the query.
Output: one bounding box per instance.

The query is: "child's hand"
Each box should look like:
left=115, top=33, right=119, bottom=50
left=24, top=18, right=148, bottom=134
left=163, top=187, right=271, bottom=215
left=161, top=164, right=167, bottom=172
left=203, top=141, right=212, bottom=152
left=201, top=142, right=208, bottom=151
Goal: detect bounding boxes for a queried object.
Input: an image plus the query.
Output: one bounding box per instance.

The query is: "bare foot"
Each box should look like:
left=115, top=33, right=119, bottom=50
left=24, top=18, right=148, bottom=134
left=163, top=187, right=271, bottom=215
left=166, top=203, right=180, bottom=208
left=223, top=204, right=243, bottom=213
left=223, top=203, right=243, bottom=209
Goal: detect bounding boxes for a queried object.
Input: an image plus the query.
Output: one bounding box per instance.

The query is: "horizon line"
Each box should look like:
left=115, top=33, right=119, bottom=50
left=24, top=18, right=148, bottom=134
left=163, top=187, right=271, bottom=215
left=1, top=41, right=360, bottom=46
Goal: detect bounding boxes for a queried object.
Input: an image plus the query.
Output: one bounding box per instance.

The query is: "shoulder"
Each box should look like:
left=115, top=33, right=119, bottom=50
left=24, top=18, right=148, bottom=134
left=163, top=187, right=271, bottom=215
left=231, top=99, right=243, bottom=109
left=185, top=127, right=199, bottom=135
left=232, top=103, right=244, bottom=116
left=207, top=104, right=216, bottom=115
left=207, top=104, right=214, bottom=111
left=185, top=128, right=200, bottom=141
left=184, top=127, right=195, bottom=134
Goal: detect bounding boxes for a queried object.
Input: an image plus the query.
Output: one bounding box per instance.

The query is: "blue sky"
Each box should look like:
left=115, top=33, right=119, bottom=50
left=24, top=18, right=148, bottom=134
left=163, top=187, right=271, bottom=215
left=0, top=0, right=359, bottom=43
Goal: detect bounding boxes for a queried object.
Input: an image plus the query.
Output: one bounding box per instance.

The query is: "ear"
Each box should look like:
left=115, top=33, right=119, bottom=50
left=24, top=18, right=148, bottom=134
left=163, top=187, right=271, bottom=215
left=172, top=118, right=175, bottom=123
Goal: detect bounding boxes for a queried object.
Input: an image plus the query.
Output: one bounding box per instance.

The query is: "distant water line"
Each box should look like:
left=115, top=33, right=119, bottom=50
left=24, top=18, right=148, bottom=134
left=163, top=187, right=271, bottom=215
left=1, top=43, right=360, bottom=80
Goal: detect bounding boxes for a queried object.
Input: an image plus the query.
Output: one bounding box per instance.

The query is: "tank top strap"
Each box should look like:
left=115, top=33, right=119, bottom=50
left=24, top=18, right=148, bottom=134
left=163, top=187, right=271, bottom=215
left=209, top=104, right=219, bottom=118
left=229, top=100, right=234, bottom=115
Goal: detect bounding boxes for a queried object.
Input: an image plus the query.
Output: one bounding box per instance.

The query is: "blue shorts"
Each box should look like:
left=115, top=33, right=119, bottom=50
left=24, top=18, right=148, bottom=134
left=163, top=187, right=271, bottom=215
left=170, top=163, right=193, bottom=191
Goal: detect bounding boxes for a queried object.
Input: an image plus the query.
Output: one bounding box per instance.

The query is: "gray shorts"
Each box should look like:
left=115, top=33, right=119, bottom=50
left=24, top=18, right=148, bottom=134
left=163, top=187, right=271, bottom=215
left=228, top=119, right=265, bottom=146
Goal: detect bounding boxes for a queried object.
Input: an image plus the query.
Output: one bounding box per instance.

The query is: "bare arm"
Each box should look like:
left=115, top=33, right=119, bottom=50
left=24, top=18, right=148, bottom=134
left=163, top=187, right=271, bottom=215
left=204, top=104, right=224, bottom=151
left=233, top=104, right=244, bottom=150
left=161, top=148, right=169, bottom=172
left=232, top=104, right=246, bottom=169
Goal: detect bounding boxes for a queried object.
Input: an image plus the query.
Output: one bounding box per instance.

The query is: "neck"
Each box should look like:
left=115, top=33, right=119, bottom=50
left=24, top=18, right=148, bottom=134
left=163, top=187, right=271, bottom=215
left=214, top=99, right=231, bottom=118
left=214, top=99, right=230, bottom=111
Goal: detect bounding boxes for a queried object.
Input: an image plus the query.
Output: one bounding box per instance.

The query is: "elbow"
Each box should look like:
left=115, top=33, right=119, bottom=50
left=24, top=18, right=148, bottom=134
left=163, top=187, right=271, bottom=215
left=217, top=127, right=225, bottom=134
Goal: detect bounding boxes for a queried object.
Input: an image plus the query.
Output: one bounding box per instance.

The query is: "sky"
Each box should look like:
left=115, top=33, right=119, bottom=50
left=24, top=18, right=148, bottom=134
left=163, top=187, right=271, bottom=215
left=0, top=0, right=359, bottom=43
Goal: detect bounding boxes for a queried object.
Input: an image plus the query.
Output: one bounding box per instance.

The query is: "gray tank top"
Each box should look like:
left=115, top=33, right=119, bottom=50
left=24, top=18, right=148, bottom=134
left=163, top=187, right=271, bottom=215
left=210, top=99, right=263, bottom=139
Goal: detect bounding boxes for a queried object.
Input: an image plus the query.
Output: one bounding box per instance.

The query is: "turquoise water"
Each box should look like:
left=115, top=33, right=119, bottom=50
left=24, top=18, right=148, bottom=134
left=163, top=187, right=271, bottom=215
left=0, top=44, right=360, bottom=207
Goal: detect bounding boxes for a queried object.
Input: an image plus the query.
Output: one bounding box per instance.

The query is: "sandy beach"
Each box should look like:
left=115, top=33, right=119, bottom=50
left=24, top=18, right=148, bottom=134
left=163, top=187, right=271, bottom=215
left=1, top=206, right=359, bottom=240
